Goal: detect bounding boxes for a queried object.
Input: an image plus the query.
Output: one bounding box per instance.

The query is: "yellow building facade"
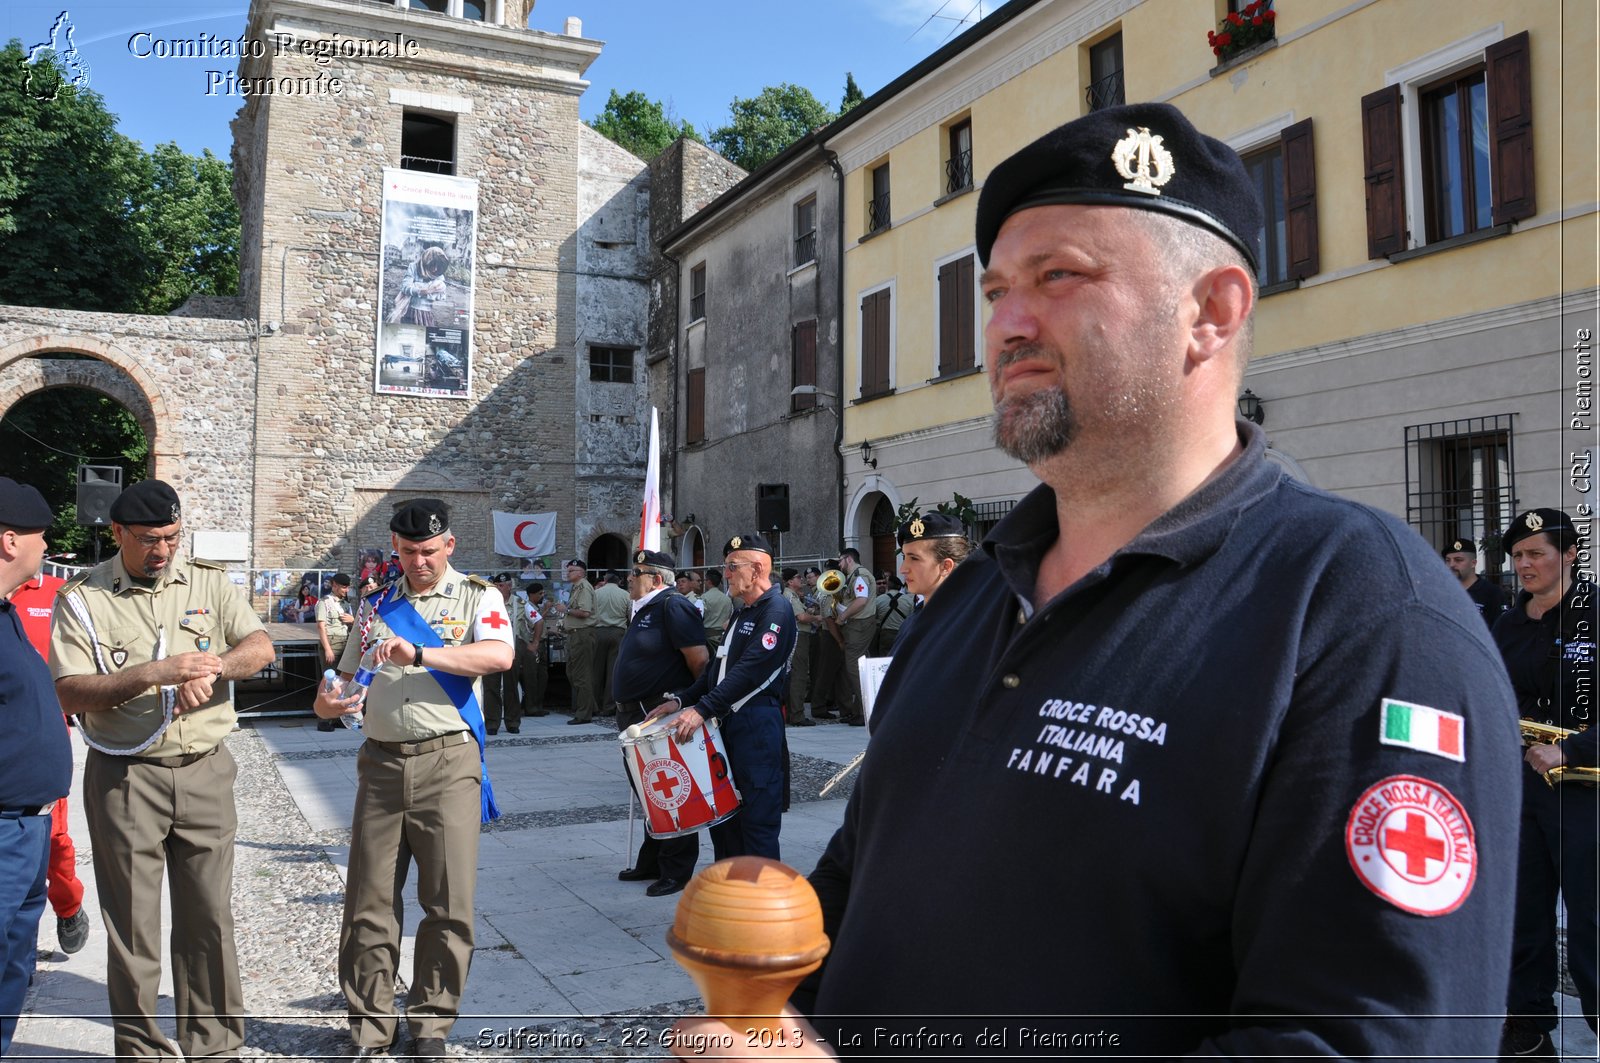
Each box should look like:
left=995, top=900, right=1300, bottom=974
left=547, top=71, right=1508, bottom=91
left=825, top=0, right=1596, bottom=583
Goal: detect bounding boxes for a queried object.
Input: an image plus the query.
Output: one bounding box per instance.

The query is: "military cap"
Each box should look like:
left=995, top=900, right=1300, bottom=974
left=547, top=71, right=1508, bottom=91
left=492, top=571, right=514, bottom=583
left=723, top=533, right=775, bottom=559
left=109, top=479, right=182, bottom=527
left=1502, top=509, right=1580, bottom=555
left=634, top=548, right=674, bottom=569
left=0, top=477, right=54, bottom=530
left=330, top=572, right=352, bottom=586
left=805, top=565, right=822, bottom=576
left=898, top=511, right=967, bottom=546
left=974, top=101, right=1261, bottom=272
left=389, top=498, right=450, bottom=541
left=1442, top=538, right=1476, bottom=557
left=566, top=558, right=587, bottom=570
left=782, top=567, right=798, bottom=582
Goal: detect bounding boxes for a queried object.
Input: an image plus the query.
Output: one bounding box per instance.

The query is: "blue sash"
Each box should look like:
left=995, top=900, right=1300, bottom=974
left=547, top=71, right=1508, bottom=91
left=375, top=586, right=501, bottom=823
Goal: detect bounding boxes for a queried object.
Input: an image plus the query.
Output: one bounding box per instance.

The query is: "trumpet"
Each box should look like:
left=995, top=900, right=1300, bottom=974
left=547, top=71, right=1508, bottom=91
left=1519, top=720, right=1600, bottom=787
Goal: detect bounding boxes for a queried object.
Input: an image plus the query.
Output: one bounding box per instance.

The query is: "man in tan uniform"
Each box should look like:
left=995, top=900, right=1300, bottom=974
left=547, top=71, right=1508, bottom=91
left=314, top=498, right=514, bottom=1061
left=699, top=567, right=733, bottom=649
left=518, top=582, right=549, bottom=717
left=780, top=568, right=816, bottom=726
left=833, top=548, right=875, bottom=727
left=51, top=479, right=274, bottom=1061
left=561, top=559, right=599, bottom=724
left=483, top=572, right=521, bottom=734
left=314, top=572, right=356, bottom=731
left=592, top=571, right=630, bottom=714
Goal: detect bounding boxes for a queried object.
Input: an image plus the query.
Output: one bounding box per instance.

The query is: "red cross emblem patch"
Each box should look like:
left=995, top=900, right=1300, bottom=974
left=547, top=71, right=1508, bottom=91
left=1345, top=774, right=1476, bottom=916
left=643, top=758, right=692, bottom=811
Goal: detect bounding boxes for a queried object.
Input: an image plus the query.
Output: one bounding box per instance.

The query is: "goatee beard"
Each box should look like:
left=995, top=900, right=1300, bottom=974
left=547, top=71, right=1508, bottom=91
left=994, top=386, right=1075, bottom=464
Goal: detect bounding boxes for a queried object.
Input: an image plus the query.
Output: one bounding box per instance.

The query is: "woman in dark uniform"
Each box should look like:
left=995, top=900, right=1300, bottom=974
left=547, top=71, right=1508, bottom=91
left=1492, top=508, right=1597, bottom=1057
left=889, top=511, right=971, bottom=656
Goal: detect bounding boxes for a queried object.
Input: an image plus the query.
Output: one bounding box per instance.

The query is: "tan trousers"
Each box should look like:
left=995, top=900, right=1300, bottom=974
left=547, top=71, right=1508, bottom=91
left=840, top=619, right=876, bottom=714
left=518, top=642, right=548, bottom=715
left=593, top=625, right=624, bottom=711
left=787, top=629, right=812, bottom=719
left=340, top=736, right=480, bottom=1046
left=565, top=627, right=598, bottom=721
left=82, top=745, right=244, bottom=1060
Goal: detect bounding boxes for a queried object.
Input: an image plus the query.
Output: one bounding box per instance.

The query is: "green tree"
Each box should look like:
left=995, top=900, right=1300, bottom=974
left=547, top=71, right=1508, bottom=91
left=587, top=89, right=701, bottom=162
left=708, top=83, right=835, bottom=171
left=0, top=39, right=151, bottom=311
left=138, top=143, right=241, bottom=314
left=841, top=72, right=866, bottom=114
left=0, top=384, right=149, bottom=559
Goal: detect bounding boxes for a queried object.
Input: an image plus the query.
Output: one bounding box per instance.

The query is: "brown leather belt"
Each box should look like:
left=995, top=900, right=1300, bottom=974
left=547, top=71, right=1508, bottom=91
left=368, top=731, right=471, bottom=757
left=126, top=745, right=221, bottom=769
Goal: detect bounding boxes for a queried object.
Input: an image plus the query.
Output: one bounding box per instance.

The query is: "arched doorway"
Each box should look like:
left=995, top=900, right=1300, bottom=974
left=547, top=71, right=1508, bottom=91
left=868, top=496, right=898, bottom=580
left=1, top=380, right=150, bottom=564
left=678, top=526, right=705, bottom=572
left=586, top=533, right=629, bottom=579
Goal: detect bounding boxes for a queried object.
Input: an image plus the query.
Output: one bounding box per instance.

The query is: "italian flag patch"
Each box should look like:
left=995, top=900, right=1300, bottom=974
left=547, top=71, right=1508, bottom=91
left=1380, top=699, right=1464, bottom=762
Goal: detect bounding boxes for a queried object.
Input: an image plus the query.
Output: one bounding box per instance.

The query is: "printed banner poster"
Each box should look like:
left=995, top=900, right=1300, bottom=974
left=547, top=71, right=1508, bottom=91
left=376, top=168, right=478, bottom=398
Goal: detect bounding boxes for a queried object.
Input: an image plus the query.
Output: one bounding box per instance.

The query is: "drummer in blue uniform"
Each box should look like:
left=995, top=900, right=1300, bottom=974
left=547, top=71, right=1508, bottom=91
left=613, top=549, right=709, bottom=898
left=649, top=534, right=796, bottom=861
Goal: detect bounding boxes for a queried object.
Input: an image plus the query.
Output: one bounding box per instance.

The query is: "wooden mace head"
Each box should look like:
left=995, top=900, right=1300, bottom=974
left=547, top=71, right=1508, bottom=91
left=666, top=857, right=830, bottom=1033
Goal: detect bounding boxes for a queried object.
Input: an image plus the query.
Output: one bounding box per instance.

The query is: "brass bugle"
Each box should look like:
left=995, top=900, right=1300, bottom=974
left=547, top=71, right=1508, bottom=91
left=1519, top=720, right=1600, bottom=787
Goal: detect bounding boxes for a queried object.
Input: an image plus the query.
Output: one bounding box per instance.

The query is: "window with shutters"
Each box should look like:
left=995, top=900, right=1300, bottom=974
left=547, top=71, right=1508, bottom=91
left=1230, top=118, right=1319, bottom=288
left=1243, top=146, right=1288, bottom=288
left=1361, top=30, right=1534, bottom=259
left=791, top=321, right=817, bottom=412
left=859, top=286, right=893, bottom=399
left=685, top=368, right=706, bottom=444
left=935, top=254, right=977, bottom=377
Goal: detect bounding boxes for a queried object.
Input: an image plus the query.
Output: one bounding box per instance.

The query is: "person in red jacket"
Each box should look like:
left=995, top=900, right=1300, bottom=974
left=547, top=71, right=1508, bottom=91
left=8, top=569, right=90, bottom=955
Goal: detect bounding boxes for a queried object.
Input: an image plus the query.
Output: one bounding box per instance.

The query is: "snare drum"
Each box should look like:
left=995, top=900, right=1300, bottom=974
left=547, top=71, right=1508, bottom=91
left=620, top=713, right=741, bottom=838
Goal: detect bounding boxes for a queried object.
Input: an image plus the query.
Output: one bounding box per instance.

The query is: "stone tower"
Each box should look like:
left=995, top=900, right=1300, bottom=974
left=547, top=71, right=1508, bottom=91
left=231, top=0, right=652, bottom=570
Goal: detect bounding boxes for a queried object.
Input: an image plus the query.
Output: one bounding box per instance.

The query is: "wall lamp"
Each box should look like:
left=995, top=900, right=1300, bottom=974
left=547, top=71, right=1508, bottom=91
left=1237, top=389, right=1266, bottom=426
left=859, top=440, right=877, bottom=469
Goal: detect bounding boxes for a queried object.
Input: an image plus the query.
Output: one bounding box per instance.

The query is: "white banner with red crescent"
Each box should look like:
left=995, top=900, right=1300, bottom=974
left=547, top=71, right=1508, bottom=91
left=492, top=510, right=557, bottom=557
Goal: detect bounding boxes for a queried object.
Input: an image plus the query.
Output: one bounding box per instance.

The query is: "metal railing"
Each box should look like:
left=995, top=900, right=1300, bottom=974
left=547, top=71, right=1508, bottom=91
left=867, top=193, right=891, bottom=234
left=944, top=149, right=973, bottom=195
left=689, top=290, right=706, bottom=321
left=1085, top=69, right=1125, bottom=112
left=794, top=229, right=817, bottom=267
left=400, top=153, right=454, bottom=175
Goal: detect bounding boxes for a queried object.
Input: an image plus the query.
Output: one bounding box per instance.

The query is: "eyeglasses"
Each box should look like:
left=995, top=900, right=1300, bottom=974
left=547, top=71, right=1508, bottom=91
left=723, top=561, right=753, bottom=572
left=131, top=532, right=181, bottom=548
left=631, top=569, right=657, bottom=578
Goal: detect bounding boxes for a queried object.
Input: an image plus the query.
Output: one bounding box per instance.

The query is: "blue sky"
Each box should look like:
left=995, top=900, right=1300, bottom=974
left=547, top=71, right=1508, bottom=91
left=2, top=0, right=992, bottom=158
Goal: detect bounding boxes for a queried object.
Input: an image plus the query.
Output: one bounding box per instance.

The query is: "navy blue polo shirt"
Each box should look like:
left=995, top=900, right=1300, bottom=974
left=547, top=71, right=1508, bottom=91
left=611, top=590, right=705, bottom=702
left=1492, top=579, right=1597, bottom=767
left=807, top=422, right=1522, bottom=1057
left=1, top=598, right=71, bottom=809
left=679, top=583, right=795, bottom=719
left=1466, top=575, right=1510, bottom=627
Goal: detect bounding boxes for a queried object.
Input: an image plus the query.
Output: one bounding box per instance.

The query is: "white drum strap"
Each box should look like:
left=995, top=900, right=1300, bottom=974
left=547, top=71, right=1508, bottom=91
left=61, top=591, right=175, bottom=757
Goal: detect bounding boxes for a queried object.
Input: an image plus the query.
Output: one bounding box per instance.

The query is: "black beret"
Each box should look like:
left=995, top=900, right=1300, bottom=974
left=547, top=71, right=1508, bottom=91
left=634, top=548, right=675, bottom=569
left=1442, top=538, right=1476, bottom=557
left=782, top=567, right=798, bottom=582
left=566, top=558, right=587, bottom=570
left=0, top=477, right=53, bottom=530
left=805, top=565, right=822, bottom=576
left=1502, top=509, right=1579, bottom=556
left=723, top=533, right=775, bottom=559
left=975, top=101, right=1261, bottom=272
left=492, top=571, right=514, bottom=583
left=389, top=498, right=450, bottom=541
left=330, top=572, right=352, bottom=586
left=898, top=511, right=967, bottom=546
left=110, top=479, right=181, bottom=527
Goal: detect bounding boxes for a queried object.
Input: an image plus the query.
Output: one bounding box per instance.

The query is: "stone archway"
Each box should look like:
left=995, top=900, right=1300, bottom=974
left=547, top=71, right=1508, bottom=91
left=0, top=335, right=167, bottom=471
left=586, top=532, right=629, bottom=578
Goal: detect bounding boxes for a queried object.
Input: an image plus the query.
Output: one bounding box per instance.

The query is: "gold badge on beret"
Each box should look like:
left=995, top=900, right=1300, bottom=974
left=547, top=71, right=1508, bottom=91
left=427, top=512, right=443, bottom=535
left=730, top=536, right=742, bottom=549
left=636, top=550, right=647, bottom=563
left=1112, top=126, right=1175, bottom=197
left=1526, top=512, right=1544, bottom=532
left=909, top=518, right=926, bottom=538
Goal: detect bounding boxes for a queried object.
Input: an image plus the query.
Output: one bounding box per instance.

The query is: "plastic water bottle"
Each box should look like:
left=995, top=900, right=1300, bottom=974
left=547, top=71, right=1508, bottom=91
left=337, top=648, right=380, bottom=730
left=321, top=668, right=361, bottom=731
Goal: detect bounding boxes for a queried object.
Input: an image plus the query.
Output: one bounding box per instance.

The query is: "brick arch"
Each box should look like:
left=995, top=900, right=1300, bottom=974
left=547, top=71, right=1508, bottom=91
left=0, top=334, right=170, bottom=476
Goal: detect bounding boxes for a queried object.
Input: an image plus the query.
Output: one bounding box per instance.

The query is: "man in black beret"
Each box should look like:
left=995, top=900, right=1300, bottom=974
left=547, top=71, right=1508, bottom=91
left=314, top=572, right=357, bottom=731
left=315, top=496, right=515, bottom=1060
left=674, top=103, right=1521, bottom=1059
left=0, top=479, right=72, bottom=1056
left=648, top=534, right=796, bottom=862
left=1442, top=536, right=1509, bottom=627
left=51, top=479, right=273, bottom=1060
left=613, top=549, right=709, bottom=897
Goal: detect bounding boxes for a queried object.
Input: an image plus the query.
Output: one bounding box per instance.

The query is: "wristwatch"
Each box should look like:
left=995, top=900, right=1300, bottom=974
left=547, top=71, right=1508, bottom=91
left=413, top=644, right=425, bottom=667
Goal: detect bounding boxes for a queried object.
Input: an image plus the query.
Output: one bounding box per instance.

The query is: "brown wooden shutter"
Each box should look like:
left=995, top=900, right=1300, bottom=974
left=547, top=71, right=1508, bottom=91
left=862, top=290, right=891, bottom=396
left=937, top=261, right=958, bottom=376
left=791, top=321, right=817, bottom=411
left=954, top=255, right=975, bottom=369
left=1361, top=85, right=1406, bottom=258
left=1281, top=118, right=1320, bottom=280
left=1486, top=30, right=1535, bottom=225
left=686, top=368, right=705, bottom=443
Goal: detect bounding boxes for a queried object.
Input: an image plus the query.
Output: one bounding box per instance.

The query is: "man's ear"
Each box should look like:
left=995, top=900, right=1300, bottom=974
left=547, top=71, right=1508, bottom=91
left=1186, top=263, right=1254, bottom=366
